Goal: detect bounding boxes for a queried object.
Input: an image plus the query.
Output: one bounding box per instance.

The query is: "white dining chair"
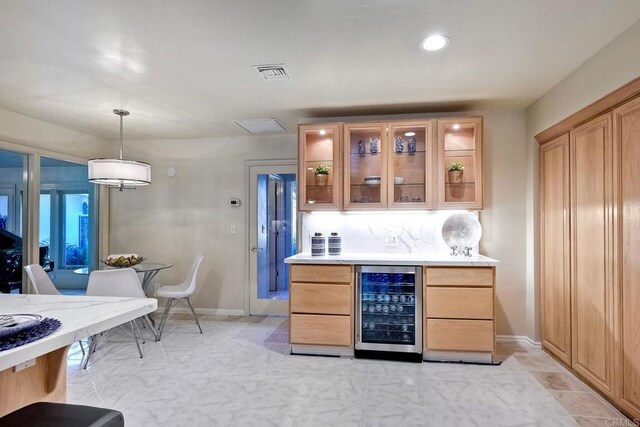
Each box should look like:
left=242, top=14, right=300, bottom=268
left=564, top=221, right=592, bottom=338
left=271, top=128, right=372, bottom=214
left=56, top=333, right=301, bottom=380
left=24, top=264, right=59, bottom=295
left=24, top=264, right=87, bottom=356
left=155, top=255, right=204, bottom=341
left=84, top=268, right=150, bottom=368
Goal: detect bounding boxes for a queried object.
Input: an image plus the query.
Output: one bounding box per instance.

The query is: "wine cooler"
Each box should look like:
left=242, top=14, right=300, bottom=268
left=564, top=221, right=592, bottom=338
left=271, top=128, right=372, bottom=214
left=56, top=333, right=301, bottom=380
left=355, top=265, right=422, bottom=356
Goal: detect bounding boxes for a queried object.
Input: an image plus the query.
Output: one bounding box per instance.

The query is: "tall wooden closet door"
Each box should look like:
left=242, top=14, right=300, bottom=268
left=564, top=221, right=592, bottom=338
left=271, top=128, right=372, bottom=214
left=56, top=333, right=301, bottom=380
left=613, top=97, right=640, bottom=419
left=539, top=134, right=571, bottom=366
left=570, top=113, right=615, bottom=397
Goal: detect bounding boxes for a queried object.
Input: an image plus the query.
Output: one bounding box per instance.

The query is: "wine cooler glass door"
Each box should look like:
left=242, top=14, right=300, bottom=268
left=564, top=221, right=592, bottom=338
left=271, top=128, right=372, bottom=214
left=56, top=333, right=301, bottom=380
left=356, top=265, right=422, bottom=353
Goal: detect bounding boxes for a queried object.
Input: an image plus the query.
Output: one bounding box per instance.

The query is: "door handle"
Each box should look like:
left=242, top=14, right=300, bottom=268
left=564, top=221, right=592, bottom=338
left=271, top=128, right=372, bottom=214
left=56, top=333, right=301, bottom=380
left=250, top=247, right=264, bottom=253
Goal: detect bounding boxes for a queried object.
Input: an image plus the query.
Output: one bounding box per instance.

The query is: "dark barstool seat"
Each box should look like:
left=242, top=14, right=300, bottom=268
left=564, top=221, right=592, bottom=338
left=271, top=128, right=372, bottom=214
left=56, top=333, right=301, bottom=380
left=0, top=402, right=124, bottom=427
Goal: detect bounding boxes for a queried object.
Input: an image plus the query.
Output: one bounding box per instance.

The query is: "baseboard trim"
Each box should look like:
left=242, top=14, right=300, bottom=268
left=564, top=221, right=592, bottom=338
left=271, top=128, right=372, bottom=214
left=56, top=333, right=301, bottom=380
left=156, top=306, right=245, bottom=316
left=496, top=335, right=541, bottom=348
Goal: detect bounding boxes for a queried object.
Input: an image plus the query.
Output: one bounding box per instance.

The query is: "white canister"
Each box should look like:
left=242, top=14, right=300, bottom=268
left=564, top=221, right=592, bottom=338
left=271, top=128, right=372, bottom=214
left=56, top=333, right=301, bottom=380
left=328, top=232, right=342, bottom=255
left=311, top=233, right=326, bottom=256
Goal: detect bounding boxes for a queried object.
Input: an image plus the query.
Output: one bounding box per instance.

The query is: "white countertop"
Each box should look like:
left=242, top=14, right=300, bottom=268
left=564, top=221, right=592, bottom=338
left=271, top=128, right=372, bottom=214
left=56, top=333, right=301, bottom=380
left=0, top=294, right=157, bottom=371
left=285, top=252, right=500, bottom=266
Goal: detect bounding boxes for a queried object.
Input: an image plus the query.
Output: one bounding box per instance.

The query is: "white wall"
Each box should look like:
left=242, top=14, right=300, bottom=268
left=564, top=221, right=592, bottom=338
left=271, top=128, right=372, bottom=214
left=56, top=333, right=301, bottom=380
left=109, top=135, right=297, bottom=313
left=109, top=110, right=529, bottom=337
left=524, top=19, right=640, bottom=340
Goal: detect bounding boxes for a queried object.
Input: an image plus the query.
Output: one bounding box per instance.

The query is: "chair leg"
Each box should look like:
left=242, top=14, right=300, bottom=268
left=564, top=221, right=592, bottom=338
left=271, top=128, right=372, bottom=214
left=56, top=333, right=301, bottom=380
left=130, top=321, right=143, bottom=359
left=185, top=298, right=203, bottom=334
left=78, top=340, right=85, bottom=356
left=133, top=318, right=146, bottom=345
left=142, top=315, right=158, bottom=341
left=156, top=298, right=175, bottom=341
left=83, top=335, right=99, bottom=369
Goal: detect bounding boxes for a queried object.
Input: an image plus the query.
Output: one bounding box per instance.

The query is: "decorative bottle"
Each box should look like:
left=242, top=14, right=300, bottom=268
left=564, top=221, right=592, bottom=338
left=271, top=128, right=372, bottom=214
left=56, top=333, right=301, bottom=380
left=311, top=232, right=326, bottom=256
left=328, top=232, right=342, bottom=255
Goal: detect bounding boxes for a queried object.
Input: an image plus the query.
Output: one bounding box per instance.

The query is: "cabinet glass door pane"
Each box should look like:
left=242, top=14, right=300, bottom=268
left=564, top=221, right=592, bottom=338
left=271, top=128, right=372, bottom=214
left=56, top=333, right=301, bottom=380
left=361, top=272, right=416, bottom=345
left=348, top=126, right=384, bottom=205
left=303, top=128, right=336, bottom=206
left=389, top=124, right=428, bottom=205
left=442, top=122, right=477, bottom=204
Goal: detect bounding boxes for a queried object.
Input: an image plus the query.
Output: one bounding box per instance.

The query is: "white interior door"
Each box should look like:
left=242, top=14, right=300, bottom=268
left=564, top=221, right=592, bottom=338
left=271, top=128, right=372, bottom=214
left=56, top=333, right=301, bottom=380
left=248, top=163, right=297, bottom=315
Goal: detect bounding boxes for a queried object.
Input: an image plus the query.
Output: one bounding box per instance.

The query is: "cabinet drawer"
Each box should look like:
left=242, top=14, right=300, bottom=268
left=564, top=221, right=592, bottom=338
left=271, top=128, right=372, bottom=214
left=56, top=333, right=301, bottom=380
left=290, top=314, right=352, bottom=346
left=290, top=264, right=353, bottom=284
left=425, top=267, right=494, bottom=287
left=426, top=287, right=493, bottom=319
left=291, top=283, right=351, bottom=315
left=426, top=319, right=494, bottom=352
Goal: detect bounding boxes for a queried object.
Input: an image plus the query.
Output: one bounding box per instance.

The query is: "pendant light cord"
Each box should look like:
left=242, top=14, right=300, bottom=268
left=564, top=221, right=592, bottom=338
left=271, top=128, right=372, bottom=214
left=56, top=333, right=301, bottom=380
left=119, top=113, right=124, bottom=160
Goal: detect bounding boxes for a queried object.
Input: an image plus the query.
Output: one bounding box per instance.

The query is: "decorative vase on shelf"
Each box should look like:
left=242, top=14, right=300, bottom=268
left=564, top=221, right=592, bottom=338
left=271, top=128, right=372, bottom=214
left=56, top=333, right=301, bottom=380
left=448, top=170, right=463, bottom=184
left=394, top=136, right=404, bottom=153
left=369, top=137, right=379, bottom=154
left=408, top=137, right=417, bottom=154
left=315, top=173, right=328, bottom=186
left=358, top=140, right=366, bottom=155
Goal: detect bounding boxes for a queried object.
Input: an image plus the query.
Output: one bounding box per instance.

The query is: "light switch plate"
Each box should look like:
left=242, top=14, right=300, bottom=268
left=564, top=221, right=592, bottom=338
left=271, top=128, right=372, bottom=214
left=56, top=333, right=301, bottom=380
left=385, top=231, right=399, bottom=248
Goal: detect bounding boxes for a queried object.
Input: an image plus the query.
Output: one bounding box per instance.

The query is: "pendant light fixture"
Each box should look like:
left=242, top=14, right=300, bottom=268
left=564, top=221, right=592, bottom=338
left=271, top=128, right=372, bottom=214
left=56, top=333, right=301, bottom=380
left=88, top=109, right=151, bottom=191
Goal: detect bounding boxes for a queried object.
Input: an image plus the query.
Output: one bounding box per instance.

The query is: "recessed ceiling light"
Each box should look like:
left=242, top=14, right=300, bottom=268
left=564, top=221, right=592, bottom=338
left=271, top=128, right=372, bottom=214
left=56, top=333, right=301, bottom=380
left=420, top=34, right=449, bottom=52
left=452, top=124, right=461, bottom=130
left=404, top=132, right=416, bottom=137
left=319, top=129, right=326, bottom=135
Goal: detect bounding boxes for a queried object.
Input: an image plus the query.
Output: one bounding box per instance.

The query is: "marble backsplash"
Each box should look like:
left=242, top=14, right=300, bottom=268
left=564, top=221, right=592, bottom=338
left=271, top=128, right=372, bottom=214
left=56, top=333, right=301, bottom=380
left=299, top=211, right=479, bottom=256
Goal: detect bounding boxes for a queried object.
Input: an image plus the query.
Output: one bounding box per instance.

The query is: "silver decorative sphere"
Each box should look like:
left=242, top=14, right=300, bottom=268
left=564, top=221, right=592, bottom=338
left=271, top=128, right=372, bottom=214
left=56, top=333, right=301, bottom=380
left=441, top=213, right=482, bottom=249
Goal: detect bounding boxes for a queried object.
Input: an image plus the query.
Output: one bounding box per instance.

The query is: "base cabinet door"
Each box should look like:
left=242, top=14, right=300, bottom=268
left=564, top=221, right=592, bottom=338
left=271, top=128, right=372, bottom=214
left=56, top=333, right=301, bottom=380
left=426, top=319, right=494, bottom=352
left=570, top=113, right=615, bottom=397
left=290, top=314, right=352, bottom=347
left=539, top=134, right=572, bottom=366
left=614, top=97, right=640, bottom=420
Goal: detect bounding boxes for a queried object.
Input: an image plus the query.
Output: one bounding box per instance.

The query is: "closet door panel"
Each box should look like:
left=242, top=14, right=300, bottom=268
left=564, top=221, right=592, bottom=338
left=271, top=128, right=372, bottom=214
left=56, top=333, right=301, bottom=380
left=614, top=97, right=640, bottom=419
left=570, top=113, right=614, bottom=397
left=539, top=134, right=571, bottom=366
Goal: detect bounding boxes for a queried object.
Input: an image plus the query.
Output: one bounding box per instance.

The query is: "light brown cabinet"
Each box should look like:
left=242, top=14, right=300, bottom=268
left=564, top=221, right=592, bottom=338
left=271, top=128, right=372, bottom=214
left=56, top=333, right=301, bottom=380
left=386, top=120, right=435, bottom=209
left=437, top=117, right=483, bottom=209
left=539, top=93, right=640, bottom=420
left=299, top=117, right=483, bottom=211
left=570, top=113, right=615, bottom=397
left=343, top=120, right=437, bottom=210
left=423, top=267, right=495, bottom=361
left=613, top=96, right=640, bottom=418
left=539, top=134, right=572, bottom=366
left=289, top=264, right=354, bottom=354
left=298, top=124, right=342, bottom=211
left=343, top=122, right=389, bottom=209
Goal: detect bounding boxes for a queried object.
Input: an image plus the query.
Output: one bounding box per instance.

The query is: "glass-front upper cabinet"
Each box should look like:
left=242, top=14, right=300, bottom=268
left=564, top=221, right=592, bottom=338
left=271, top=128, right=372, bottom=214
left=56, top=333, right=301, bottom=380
left=298, top=124, right=342, bottom=211
left=387, top=120, right=434, bottom=209
left=437, top=117, right=483, bottom=209
left=344, top=122, right=388, bottom=210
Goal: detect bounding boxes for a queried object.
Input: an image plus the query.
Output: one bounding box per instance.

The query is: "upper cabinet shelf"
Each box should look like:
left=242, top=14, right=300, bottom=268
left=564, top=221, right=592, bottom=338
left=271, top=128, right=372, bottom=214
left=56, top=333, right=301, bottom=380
left=386, top=120, right=434, bottom=210
left=298, top=124, right=342, bottom=211
left=437, top=117, right=483, bottom=209
left=298, top=117, right=483, bottom=212
left=343, top=122, right=389, bottom=210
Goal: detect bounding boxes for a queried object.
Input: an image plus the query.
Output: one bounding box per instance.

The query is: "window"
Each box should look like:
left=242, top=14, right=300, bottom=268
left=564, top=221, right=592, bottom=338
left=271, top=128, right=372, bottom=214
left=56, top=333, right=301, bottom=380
left=40, top=157, right=98, bottom=292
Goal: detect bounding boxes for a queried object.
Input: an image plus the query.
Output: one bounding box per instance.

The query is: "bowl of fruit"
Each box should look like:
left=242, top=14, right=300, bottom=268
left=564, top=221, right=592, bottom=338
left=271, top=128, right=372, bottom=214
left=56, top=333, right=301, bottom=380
left=102, top=254, right=145, bottom=268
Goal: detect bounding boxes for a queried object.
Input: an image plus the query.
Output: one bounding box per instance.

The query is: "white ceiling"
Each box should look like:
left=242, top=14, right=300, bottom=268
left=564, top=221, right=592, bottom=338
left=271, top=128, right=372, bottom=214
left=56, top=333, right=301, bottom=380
left=0, top=0, right=639, bottom=139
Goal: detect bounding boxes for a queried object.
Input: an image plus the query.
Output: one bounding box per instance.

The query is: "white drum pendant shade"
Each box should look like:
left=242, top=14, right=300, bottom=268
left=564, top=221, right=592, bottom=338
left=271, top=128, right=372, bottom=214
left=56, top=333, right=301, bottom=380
left=88, top=109, right=151, bottom=189
left=88, top=159, right=151, bottom=186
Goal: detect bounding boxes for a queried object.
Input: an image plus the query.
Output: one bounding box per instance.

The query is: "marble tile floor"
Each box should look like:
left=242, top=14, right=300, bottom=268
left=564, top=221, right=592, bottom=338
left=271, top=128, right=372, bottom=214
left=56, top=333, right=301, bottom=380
left=65, top=316, right=636, bottom=427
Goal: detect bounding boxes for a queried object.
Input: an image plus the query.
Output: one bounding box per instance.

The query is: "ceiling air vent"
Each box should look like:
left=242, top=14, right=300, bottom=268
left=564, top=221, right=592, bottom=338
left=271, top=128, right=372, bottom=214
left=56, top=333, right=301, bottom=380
left=234, top=118, right=289, bottom=135
left=253, top=64, right=291, bottom=80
